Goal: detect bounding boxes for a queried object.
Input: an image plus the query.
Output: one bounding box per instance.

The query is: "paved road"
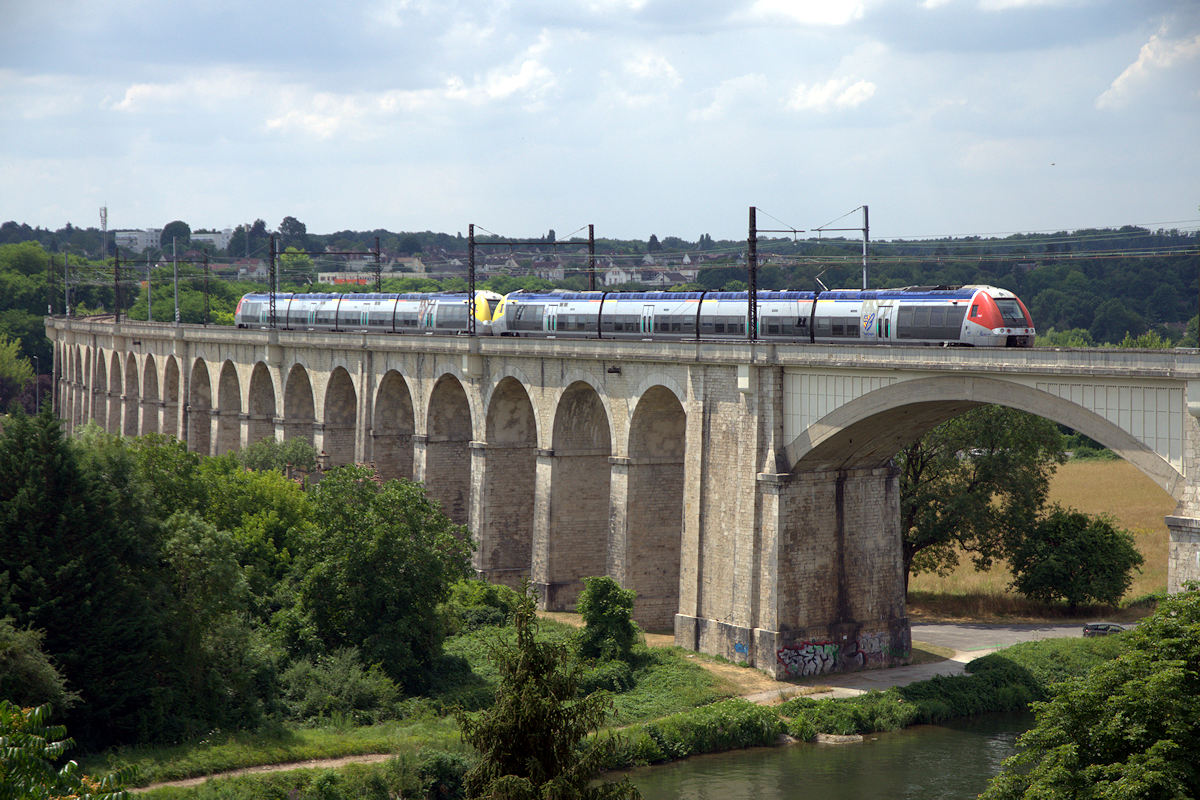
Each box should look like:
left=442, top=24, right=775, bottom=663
left=911, top=621, right=1084, bottom=653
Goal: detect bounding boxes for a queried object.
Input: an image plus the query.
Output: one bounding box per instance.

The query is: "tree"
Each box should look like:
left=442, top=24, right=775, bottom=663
left=982, top=584, right=1200, bottom=799
left=1089, top=298, right=1146, bottom=344
left=278, top=216, right=309, bottom=250
left=0, top=701, right=132, bottom=800
left=0, top=333, right=33, bottom=410
left=576, top=576, right=639, bottom=662
left=294, top=466, right=473, bottom=688
left=456, top=584, right=640, bottom=800
left=1008, top=505, right=1143, bottom=609
left=279, top=246, right=316, bottom=285
left=897, top=405, right=1065, bottom=590
left=647, top=234, right=661, bottom=253
left=0, top=414, right=178, bottom=748
left=0, top=619, right=78, bottom=711
left=160, top=220, right=191, bottom=251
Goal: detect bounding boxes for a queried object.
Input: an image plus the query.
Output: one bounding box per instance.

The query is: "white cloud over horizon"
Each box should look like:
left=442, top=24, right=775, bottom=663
left=1, top=0, right=1197, bottom=241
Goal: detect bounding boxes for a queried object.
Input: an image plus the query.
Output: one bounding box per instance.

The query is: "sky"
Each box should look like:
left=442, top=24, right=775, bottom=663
left=2, top=0, right=1198, bottom=242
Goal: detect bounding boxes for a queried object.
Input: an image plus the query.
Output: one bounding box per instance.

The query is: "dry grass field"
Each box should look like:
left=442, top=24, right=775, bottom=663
left=907, top=458, right=1173, bottom=620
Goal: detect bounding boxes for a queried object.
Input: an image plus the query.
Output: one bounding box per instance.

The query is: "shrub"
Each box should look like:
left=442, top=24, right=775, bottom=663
left=280, top=649, right=400, bottom=724
left=613, top=699, right=783, bottom=766
left=578, top=659, right=635, bottom=695
left=576, top=576, right=639, bottom=662
left=442, top=579, right=523, bottom=633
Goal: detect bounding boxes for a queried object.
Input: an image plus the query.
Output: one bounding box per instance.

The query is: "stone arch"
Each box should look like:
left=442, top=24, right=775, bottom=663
left=548, top=371, right=616, bottom=452
left=477, top=377, right=538, bottom=585
left=247, top=362, right=277, bottom=446
left=107, top=352, right=122, bottom=434
left=188, top=359, right=213, bottom=454
left=283, top=363, right=316, bottom=448
left=785, top=375, right=1183, bottom=498
left=621, top=385, right=686, bottom=630
left=323, top=367, right=357, bottom=466
left=93, top=353, right=107, bottom=430
left=71, top=346, right=82, bottom=426
left=539, top=380, right=613, bottom=610
left=163, top=356, right=180, bottom=438
left=123, top=353, right=139, bottom=436
left=425, top=374, right=472, bottom=526
left=216, top=360, right=242, bottom=454
left=373, top=370, right=415, bottom=480
left=142, top=355, right=160, bottom=434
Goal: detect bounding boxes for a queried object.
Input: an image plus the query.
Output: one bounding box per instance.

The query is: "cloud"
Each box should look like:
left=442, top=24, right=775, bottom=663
left=109, top=69, right=261, bottom=113
left=1096, top=30, right=1200, bottom=110
left=688, top=74, right=768, bottom=121
left=786, top=77, right=877, bottom=112
left=749, top=0, right=865, bottom=26
left=625, top=52, right=681, bottom=87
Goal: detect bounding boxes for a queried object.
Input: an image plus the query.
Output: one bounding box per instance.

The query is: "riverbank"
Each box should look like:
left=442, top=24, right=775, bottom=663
left=128, top=625, right=1126, bottom=798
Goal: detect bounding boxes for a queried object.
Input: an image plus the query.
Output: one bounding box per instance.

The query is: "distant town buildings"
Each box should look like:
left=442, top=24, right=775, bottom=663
left=192, top=228, right=235, bottom=250
left=114, top=228, right=162, bottom=252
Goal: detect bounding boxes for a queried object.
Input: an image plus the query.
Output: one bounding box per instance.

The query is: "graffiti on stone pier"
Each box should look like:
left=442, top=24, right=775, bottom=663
left=777, top=632, right=907, bottom=677
left=776, top=640, right=840, bottom=676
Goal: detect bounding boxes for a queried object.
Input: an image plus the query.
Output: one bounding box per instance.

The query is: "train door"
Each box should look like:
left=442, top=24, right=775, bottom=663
left=641, top=305, right=654, bottom=335
left=875, top=303, right=895, bottom=342
left=546, top=303, right=559, bottom=333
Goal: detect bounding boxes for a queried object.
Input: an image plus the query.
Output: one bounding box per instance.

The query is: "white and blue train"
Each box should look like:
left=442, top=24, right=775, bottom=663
left=235, top=285, right=1035, bottom=347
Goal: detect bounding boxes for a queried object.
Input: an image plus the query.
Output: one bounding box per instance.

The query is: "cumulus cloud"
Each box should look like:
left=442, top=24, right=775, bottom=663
left=786, top=77, right=876, bottom=112
left=750, top=0, right=865, bottom=26
left=1096, top=31, right=1200, bottom=110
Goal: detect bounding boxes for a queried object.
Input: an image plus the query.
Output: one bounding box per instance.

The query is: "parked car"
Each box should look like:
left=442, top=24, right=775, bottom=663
left=1082, top=622, right=1127, bottom=637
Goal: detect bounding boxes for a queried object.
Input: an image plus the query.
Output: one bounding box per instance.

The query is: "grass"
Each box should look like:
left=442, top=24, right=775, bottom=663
left=86, top=618, right=730, bottom=788
left=908, top=458, right=1173, bottom=619
left=84, top=718, right=461, bottom=787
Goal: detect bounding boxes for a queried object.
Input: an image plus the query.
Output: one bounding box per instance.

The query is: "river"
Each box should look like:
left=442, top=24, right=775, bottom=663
left=627, top=712, right=1031, bottom=800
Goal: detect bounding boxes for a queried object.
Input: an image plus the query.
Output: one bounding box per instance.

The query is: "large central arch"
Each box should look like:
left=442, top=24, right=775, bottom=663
left=785, top=375, right=1183, bottom=498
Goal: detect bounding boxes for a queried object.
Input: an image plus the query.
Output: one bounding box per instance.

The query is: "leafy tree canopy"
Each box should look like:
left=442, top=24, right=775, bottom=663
left=294, top=466, right=473, bottom=688
left=160, top=220, right=190, bottom=250
left=1008, top=505, right=1144, bottom=609
left=0, top=702, right=133, bottom=800
left=897, top=405, right=1066, bottom=589
left=982, top=584, right=1200, bottom=799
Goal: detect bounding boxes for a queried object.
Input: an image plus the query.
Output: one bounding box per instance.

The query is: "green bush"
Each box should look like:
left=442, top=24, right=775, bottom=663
left=442, top=579, right=523, bottom=633
left=973, top=636, right=1125, bottom=688
left=611, top=699, right=783, bottom=767
left=777, top=658, right=1044, bottom=739
left=576, top=576, right=640, bottom=662
left=578, top=659, right=635, bottom=695
left=280, top=649, right=400, bottom=724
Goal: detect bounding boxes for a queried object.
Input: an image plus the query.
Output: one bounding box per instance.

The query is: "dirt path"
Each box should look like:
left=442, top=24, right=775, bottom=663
left=136, top=614, right=956, bottom=792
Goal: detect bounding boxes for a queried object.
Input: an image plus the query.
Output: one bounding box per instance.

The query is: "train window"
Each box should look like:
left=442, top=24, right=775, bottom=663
left=816, top=317, right=831, bottom=335
left=995, top=299, right=1027, bottom=326
left=970, top=304, right=979, bottom=318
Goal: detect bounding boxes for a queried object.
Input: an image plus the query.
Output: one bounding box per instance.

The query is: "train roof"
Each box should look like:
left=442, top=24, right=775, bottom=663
left=506, top=286, right=994, bottom=302
left=240, top=292, right=471, bottom=301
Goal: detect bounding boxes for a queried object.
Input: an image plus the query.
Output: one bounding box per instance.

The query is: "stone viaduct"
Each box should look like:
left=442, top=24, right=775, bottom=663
left=46, top=316, right=1200, bottom=678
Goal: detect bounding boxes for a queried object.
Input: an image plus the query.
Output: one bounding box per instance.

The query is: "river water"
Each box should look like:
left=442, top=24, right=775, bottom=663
left=627, top=712, right=1031, bottom=800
